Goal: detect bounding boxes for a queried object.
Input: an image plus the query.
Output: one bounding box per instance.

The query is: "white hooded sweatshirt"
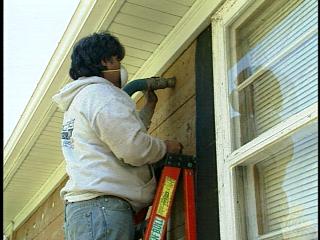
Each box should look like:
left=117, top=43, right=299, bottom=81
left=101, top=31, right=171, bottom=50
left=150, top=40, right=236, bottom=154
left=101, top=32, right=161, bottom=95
left=52, top=76, right=166, bottom=212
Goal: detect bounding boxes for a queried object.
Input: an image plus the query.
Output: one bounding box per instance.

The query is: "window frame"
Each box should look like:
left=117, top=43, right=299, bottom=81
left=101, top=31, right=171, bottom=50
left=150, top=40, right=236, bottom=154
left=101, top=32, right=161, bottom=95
left=211, top=0, right=318, bottom=239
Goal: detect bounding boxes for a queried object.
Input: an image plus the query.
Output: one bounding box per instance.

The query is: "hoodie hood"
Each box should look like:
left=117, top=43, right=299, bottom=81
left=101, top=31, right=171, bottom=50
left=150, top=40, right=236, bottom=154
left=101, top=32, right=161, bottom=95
left=52, top=76, right=109, bottom=112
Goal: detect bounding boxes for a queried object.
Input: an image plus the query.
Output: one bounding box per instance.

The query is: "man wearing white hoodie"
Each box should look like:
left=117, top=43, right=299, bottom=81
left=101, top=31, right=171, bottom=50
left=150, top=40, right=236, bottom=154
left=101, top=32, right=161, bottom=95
left=52, top=32, right=183, bottom=240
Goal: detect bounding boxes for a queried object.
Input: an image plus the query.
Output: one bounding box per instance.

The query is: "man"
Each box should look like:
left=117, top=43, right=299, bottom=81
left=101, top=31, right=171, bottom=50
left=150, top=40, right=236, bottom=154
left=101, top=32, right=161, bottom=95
left=52, top=32, right=183, bottom=240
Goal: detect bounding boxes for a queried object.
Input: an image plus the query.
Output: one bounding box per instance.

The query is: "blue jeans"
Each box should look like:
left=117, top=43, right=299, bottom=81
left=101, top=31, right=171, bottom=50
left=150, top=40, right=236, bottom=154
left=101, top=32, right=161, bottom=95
left=64, top=196, right=135, bottom=240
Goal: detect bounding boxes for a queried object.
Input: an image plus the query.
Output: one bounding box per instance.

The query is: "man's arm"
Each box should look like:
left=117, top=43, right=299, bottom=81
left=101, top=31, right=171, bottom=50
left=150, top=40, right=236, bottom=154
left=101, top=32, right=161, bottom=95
left=92, top=96, right=182, bottom=166
left=138, top=90, right=158, bottom=130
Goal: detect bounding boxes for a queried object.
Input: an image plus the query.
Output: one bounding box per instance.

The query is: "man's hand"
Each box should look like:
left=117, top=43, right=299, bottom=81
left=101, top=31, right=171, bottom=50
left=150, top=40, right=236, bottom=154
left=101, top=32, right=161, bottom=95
left=164, top=140, right=183, bottom=154
left=144, top=90, right=158, bottom=107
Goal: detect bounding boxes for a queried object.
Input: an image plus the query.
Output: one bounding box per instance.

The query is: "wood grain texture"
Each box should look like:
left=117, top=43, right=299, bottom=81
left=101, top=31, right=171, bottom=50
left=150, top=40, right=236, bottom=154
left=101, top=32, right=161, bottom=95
left=137, top=40, right=196, bottom=239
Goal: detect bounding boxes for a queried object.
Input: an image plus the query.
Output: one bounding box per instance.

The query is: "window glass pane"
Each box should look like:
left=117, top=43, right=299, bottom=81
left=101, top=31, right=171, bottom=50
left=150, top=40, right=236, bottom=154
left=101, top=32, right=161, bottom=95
left=254, top=122, right=318, bottom=238
left=241, top=0, right=318, bottom=75
left=229, top=0, right=318, bottom=147
left=252, top=34, right=318, bottom=135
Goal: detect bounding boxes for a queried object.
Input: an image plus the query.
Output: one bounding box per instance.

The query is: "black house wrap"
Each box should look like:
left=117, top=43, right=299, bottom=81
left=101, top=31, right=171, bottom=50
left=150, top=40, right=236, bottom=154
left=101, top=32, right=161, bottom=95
left=195, top=26, right=220, bottom=240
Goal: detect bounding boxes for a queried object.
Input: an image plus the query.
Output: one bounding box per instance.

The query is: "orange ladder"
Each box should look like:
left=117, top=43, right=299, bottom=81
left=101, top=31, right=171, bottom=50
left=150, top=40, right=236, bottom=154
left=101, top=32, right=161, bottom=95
left=135, top=153, right=197, bottom=240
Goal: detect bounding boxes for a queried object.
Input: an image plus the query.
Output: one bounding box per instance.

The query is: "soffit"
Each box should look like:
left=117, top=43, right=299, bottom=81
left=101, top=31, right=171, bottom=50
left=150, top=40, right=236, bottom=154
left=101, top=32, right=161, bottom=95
left=105, top=0, right=196, bottom=80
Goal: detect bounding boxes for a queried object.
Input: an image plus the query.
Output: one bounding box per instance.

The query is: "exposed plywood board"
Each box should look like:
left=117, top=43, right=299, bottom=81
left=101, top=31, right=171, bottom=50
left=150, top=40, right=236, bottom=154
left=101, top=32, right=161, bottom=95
left=34, top=213, right=64, bottom=240
left=151, top=97, right=196, bottom=154
left=136, top=41, right=196, bottom=239
left=150, top=42, right=196, bottom=239
left=136, top=41, right=196, bottom=133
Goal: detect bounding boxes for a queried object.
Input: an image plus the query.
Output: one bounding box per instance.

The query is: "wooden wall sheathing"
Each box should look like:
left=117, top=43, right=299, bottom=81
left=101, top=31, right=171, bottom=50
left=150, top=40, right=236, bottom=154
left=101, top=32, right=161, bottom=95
left=137, top=40, right=196, bottom=239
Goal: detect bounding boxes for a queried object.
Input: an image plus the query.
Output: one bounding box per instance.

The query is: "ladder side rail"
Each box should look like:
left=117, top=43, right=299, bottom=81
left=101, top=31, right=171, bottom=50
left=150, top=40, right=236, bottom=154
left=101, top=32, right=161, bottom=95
left=144, top=166, right=181, bottom=240
left=183, top=168, right=197, bottom=240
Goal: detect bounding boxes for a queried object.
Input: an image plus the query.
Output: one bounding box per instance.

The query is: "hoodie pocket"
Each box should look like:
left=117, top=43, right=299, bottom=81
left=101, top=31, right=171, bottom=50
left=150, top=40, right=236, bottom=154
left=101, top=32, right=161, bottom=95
left=140, top=174, right=157, bottom=202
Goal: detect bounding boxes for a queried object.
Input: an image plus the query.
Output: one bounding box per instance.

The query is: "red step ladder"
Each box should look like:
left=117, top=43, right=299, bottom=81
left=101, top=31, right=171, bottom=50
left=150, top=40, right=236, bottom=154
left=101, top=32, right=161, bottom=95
left=135, top=154, right=197, bottom=240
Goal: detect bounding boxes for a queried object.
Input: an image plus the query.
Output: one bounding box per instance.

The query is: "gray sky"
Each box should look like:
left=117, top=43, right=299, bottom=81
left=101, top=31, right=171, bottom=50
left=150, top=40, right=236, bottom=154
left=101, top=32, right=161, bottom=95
left=4, top=0, right=80, bottom=146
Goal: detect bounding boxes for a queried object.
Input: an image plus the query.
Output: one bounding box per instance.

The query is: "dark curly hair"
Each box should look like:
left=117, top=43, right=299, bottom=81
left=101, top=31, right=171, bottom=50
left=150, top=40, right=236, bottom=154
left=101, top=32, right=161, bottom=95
left=69, top=32, right=125, bottom=80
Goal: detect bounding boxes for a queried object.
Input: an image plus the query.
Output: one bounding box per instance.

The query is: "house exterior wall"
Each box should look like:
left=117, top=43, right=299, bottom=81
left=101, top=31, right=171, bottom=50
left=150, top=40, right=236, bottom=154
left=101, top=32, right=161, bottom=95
left=12, top=178, right=68, bottom=240
left=12, top=39, right=197, bottom=240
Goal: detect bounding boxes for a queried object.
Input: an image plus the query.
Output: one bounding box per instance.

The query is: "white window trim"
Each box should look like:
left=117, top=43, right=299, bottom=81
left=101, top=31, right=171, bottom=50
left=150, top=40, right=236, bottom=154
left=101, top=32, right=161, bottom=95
left=211, top=0, right=318, bottom=239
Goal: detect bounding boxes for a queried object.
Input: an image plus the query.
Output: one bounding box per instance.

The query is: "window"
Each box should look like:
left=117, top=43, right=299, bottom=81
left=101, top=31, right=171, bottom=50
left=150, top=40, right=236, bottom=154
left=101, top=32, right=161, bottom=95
left=211, top=0, right=318, bottom=239
left=254, top=123, right=318, bottom=237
